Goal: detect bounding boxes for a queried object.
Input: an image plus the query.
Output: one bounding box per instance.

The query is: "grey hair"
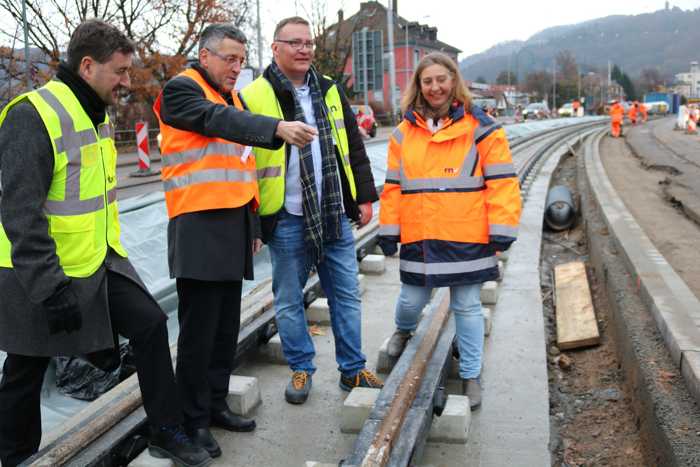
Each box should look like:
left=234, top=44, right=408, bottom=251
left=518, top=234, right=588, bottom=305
left=199, top=23, right=247, bottom=53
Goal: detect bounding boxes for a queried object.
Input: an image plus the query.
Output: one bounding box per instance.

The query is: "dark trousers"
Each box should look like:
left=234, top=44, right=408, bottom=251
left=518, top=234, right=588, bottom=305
left=175, top=278, right=242, bottom=430
left=0, top=271, right=182, bottom=467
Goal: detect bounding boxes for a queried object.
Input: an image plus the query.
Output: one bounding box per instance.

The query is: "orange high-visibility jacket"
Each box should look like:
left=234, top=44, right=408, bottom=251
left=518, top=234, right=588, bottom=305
left=610, top=103, right=624, bottom=123
left=154, top=68, right=259, bottom=219
left=640, top=105, right=648, bottom=120
left=628, top=104, right=638, bottom=120
left=379, top=105, right=522, bottom=287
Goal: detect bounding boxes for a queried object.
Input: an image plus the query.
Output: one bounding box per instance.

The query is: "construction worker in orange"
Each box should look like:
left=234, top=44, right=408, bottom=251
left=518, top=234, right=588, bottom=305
left=609, top=100, right=624, bottom=137
left=628, top=101, right=638, bottom=125
left=572, top=99, right=580, bottom=117
left=639, top=102, right=648, bottom=123
left=378, top=52, right=522, bottom=411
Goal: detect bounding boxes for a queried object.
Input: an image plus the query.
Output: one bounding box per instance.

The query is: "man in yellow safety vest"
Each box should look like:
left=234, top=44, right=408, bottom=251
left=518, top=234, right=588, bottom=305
left=0, top=20, right=210, bottom=467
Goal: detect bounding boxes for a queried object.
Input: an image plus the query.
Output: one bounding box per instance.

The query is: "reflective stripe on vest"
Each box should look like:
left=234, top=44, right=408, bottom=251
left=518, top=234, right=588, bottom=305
left=161, top=141, right=248, bottom=167
left=156, top=68, right=259, bottom=219
left=399, top=144, right=483, bottom=194
left=240, top=75, right=357, bottom=216
left=378, top=224, right=400, bottom=236
left=163, top=168, right=256, bottom=191
left=0, top=80, right=126, bottom=276
left=400, top=255, right=498, bottom=275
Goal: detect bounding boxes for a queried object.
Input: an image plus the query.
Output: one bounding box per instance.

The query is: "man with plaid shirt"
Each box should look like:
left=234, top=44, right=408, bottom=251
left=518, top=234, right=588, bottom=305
left=240, top=16, right=383, bottom=405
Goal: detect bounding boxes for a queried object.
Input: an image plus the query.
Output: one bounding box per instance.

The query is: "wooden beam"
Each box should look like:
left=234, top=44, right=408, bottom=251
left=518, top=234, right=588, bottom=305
left=555, top=261, right=600, bottom=350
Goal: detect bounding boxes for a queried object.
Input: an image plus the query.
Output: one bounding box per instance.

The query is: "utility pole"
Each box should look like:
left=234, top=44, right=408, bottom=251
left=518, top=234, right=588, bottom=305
left=552, top=61, right=556, bottom=112
left=362, top=27, right=369, bottom=111
left=256, top=0, right=263, bottom=75
left=21, top=0, right=31, bottom=90
left=387, top=0, right=398, bottom=123
left=577, top=65, right=581, bottom=100
left=404, top=23, right=409, bottom=89
left=607, top=60, right=611, bottom=103
left=507, top=53, right=511, bottom=113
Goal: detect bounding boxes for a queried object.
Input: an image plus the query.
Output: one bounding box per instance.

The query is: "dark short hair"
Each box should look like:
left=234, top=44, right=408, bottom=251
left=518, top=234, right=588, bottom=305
left=199, top=24, right=247, bottom=53
left=273, top=16, right=310, bottom=40
left=66, top=19, right=135, bottom=72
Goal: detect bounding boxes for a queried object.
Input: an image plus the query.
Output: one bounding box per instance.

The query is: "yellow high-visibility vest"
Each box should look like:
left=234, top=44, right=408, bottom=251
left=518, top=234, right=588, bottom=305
left=240, top=76, right=356, bottom=216
left=0, top=80, right=127, bottom=277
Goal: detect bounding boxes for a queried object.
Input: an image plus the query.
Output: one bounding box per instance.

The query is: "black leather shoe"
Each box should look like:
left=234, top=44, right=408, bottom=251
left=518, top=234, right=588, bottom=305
left=210, top=408, right=256, bottom=432
left=149, top=425, right=212, bottom=467
left=187, top=428, right=222, bottom=459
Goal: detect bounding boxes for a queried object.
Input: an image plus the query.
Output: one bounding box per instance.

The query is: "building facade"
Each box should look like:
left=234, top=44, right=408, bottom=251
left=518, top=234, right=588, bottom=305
left=326, top=1, right=461, bottom=120
left=675, top=61, right=700, bottom=98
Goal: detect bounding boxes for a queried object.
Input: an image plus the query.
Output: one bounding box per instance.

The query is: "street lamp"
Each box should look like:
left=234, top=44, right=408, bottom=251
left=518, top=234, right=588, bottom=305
left=22, top=0, right=31, bottom=90
left=362, top=27, right=369, bottom=111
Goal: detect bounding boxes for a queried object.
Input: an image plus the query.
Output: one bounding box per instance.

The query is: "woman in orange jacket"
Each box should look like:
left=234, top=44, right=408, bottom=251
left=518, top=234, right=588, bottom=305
left=378, top=52, right=522, bottom=410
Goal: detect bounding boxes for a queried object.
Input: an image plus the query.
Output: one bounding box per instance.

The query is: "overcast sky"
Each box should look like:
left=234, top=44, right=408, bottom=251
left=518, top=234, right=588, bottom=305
left=258, top=0, right=700, bottom=60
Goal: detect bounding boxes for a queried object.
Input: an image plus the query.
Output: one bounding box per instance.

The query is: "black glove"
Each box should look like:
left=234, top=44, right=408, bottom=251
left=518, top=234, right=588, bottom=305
left=378, top=237, right=398, bottom=256
left=44, top=282, right=82, bottom=335
left=491, top=241, right=510, bottom=253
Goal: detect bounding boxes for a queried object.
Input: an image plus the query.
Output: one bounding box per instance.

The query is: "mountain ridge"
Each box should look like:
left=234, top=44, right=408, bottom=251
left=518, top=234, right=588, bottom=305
left=459, top=7, right=699, bottom=82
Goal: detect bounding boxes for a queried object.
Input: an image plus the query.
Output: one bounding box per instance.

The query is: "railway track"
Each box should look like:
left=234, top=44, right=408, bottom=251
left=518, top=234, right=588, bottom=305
left=24, top=119, right=612, bottom=467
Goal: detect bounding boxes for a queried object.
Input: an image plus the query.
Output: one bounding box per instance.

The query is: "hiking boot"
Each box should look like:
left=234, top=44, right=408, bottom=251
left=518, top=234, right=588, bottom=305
left=285, top=370, right=312, bottom=404
left=339, top=368, right=384, bottom=392
left=149, top=425, right=212, bottom=467
left=461, top=378, right=482, bottom=411
left=387, top=329, right=412, bottom=357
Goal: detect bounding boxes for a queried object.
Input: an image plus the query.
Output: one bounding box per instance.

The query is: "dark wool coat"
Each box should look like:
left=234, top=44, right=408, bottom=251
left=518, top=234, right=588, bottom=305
left=0, top=82, right=159, bottom=357
left=158, top=64, right=284, bottom=281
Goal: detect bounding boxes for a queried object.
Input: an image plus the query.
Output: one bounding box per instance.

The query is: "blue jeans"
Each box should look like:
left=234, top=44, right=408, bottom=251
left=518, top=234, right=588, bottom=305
left=395, top=283, right=483, bottom=379
left=268, top=210, right=366, bottom=376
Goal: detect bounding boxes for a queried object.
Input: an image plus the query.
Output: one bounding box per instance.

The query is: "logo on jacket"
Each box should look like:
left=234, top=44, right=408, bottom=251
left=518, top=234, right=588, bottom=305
left=444, top=167, right=457, bottom=175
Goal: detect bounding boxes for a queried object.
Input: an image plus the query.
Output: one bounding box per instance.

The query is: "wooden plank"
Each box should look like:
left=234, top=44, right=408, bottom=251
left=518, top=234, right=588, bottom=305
left=554, top=261, right=600, bottom=350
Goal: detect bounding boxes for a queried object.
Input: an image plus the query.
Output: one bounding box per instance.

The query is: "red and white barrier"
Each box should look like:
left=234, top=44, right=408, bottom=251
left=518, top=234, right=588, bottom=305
left=130, top=121, right=158, bottom=177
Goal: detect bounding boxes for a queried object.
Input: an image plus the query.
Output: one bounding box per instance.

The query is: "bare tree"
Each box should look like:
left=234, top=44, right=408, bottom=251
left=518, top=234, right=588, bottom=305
left=638, top=67, right=665, bottom=95
left=523, top=70, right=552, bottom=103
left=555, top=50, right=578, bottom=84
left=297, top=0, right=358, bottom=95
left=0, top=0, right=252, bottom=93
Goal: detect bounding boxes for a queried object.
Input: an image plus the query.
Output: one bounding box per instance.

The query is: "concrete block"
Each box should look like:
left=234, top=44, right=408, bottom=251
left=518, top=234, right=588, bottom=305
left=341, top=387, right=380, bottom=433
left=480, top=281, right=499, bottom=305
left=483, top=307, right=493, bottom=337
left=428, top=395, right=471, bottom=443
left=257, top=334, right=287, bottom=365
left=359, top=254, right=385, bottom=274
left=129, top=450, right=174, bottom=467
left=376, top=336, right=398, bottom=374
left=358, top=274, right=367, bottom=296
left=306, top=298, right=330, bottom=325
left=226, top=375, right=261, bottom=416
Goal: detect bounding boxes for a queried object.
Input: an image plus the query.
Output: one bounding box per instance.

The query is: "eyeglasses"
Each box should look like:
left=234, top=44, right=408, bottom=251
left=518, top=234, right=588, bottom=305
left=275, top=39, right=315, bottom=51
left=205, top=48, right=245, bottom=67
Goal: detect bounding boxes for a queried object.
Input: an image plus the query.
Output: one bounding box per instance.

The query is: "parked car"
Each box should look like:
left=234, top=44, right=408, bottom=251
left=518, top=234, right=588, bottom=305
left=351, top=104, right=377, bottom=138
left=558, top=102, right=574, bottom=117
left=523, top=102, right=550, bottom=120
